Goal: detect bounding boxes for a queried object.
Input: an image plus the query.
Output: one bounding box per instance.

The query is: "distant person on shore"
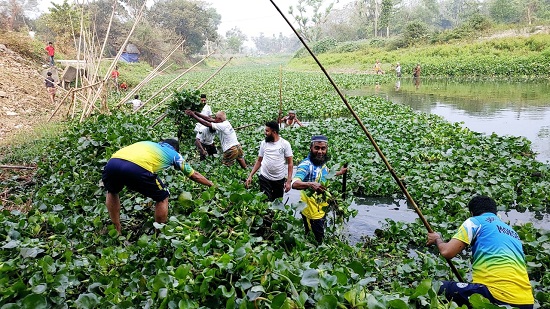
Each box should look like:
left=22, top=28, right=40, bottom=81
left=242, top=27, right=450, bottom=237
left=427, top=195, right=534, bottom=309
left=45, top=42, right=55, bottom=67
left=111, top=66, right=120, bottom=90
left=45, top=71, right=56, bottom=104
left=120, top=82, right=128, bottom=91
left=395, top=62, right=402, bottom=78
left=413, top=63, right=421, bottom=78
left=279, top=110, right=303, bottom=128
left=245, top=121, right=293, bottom=201
left=374, top=59, right=383, bottom=74
left=413, top=63, right=421, bottom=89
left=185, top=110, right=247, bottom=168
left=102, top=139, right=213, bottom=233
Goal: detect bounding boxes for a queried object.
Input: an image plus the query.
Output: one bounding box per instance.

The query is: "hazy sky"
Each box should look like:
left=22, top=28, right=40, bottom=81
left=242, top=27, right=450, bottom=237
left=38, top=0, right=353, bottom=38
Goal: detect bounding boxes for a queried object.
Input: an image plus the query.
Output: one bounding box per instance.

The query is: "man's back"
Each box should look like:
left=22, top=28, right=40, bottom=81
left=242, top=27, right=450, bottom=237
left=453, top=213, right=534, bottom=305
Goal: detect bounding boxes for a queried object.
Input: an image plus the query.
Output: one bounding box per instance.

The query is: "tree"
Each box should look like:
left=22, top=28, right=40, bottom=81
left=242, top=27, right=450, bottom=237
left=0, top=0, right=38, bottom=31
left=488, top=0, right=520, bottom=24
left=34, top=0, right=82, bottom=55
left=225, top=27, right=246, bottom=54
left=288, top=0, right=336, bottom=42
left=379, top=0, right=394, bottom=37
left=148, top=0, right=220, bottom=55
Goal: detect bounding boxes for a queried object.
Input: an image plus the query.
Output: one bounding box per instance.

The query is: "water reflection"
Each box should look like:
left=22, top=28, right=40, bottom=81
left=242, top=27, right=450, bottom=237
left=346, top=78, right=550, bottom=163
left=283, top=189, right=550, bottom=245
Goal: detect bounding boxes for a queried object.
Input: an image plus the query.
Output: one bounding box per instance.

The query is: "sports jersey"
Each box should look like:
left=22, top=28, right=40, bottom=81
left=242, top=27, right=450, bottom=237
left=111, top=141, right=193, bottom=176
left=452, top=213, right=534, bottom=305
left=292, top=155, right=330, bottom=220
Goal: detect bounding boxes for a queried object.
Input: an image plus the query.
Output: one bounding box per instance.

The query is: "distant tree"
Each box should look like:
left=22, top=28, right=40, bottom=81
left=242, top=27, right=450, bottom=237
left=288, top=0, right=336, bottom=42
left=225, top=27, right=246, bottom=53
left=148, top=0, right=220, bottom=54
left=488, top=0, right=520, bottom=24
left=34, top=0, right=82, bottom=55
left=403, top=20, right=429, bottom=46
left=0, top=0, right=38, bottom=31
left=379, top=0, right=394, bottom=37
left=252, top=32, right=300, bottom=54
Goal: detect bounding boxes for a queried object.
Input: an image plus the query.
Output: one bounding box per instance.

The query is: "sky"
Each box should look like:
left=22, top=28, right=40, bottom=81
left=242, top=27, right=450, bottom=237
left=37, top=0, right=353, bottom=39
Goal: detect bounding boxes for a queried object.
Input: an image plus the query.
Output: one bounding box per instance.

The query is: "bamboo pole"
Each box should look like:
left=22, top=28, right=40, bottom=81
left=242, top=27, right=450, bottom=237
left=140, top=50, right=215, bottom=108
left=141, top=81, right=189, bottom=115
left=269, top=0, right=464, bottom=282
left=115, top=41, right=185, bottom=107
left=81, top=1, right=147, bottom=121
left=141, top=56, right=231, bottom=115
left=48, top=89, right=73, bottom=122
left=0, top=165, right=36, bottom=170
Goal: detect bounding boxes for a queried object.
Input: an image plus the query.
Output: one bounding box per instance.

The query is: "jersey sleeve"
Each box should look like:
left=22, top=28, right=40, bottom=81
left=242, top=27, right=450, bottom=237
left=172, top=152, right=194, bottom=177
left=293, top=160, right=309, bottom=182
left=452, top=218, right=479, bottom=245
left=283, top=140, right=293, bottom=157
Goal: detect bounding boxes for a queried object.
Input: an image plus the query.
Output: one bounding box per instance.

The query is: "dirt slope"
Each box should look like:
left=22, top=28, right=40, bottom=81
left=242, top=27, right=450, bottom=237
left=0, top=44, right=60, bottom=145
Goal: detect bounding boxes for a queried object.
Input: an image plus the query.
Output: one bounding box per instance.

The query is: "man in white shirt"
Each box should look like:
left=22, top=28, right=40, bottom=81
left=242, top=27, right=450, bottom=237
left=127, top=95, right=142, bottom=111
left=199, top=94, right=212, bottom=117
left=185, top=109, right=247, bottom=168
left=195, top=124, right=217, bottom=161
left=245, top=121, right=293, bottom=201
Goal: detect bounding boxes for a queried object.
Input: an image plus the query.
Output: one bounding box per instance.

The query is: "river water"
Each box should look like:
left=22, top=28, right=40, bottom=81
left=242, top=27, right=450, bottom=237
left=290, top=78, right=550, bottom=244
left=347, top=78, right=550, bottom=163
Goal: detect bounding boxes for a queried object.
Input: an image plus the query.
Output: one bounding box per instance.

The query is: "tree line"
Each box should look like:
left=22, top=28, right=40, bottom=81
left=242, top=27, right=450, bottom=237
left=1, top=0, right=549, bottom=63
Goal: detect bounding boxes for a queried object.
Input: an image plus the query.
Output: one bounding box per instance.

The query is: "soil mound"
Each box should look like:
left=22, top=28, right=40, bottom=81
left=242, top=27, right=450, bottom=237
left=0, top=43, right=60, bottom=144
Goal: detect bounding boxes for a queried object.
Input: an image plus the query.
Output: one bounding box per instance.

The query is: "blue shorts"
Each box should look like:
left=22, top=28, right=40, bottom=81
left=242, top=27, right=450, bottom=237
left=439, top=281, right=533, bottom=309
left=102, top=158, right=169, bottom=202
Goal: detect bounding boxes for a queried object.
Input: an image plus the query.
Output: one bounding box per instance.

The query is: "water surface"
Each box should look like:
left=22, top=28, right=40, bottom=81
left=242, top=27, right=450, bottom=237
left=346, top=78, right=550, bottom=163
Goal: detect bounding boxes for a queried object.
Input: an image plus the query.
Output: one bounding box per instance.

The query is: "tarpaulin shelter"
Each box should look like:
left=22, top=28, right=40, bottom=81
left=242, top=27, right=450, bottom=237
left=120, top=43, right=140, bottom=63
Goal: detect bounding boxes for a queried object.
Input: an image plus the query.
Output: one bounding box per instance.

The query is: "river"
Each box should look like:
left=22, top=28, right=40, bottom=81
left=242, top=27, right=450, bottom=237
left=290, top=78, right=550, bottom=244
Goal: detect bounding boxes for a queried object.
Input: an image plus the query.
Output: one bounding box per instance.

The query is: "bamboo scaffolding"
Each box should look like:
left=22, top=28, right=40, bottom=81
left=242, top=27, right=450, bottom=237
left=115, top=41, right=185, bottom=108
left=141, top=81, right=189, bottom=115
left=0, top=165, right=36, bottom=170
left=80, top=1, right=147, bottom=122
left=47, top=89, right=74, bottom=122
left=141, top=56, right=231, bottom=115
left=139, top=50, right=214, bottom=109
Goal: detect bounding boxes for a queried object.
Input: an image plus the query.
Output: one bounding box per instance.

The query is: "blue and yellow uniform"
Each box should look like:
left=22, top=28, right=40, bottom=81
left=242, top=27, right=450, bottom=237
left=452, top=213, right=534, bottom=306
left=102, top=141, right=193, bottom=201
left=292, top=155, right=331, bottom=242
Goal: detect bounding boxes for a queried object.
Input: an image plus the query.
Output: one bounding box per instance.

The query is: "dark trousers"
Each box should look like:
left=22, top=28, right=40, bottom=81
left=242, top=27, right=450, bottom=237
left=199, top=143, right=217, bottom=161
left=301, top=214, right=326, bottom=245
left=439, top=281, right=533, bottom=309
left=258, top=174, right=285, bottom=202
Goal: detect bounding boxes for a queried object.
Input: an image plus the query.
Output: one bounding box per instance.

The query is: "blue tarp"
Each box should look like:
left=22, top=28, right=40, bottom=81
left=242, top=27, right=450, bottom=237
left=120, top=52, right=139, bottom=63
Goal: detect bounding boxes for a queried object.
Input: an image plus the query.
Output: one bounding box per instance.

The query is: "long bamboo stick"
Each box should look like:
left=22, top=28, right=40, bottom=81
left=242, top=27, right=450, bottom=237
left=269, top=0, right=464, bottom=282
left=140, top=50, right=215, bottom=108
left=142, top=56, right=232, bottom=115
left=115, top=41, right=185, bottom=107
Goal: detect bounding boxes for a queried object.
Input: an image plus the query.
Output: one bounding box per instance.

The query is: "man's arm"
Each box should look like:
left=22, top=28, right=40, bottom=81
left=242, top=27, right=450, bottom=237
left=185, top=110, right=213, bottom=128
left=195, top=138, right=207, bottom=156
left=292, top=179, right=326, bottom=193
left=284, top=156, right=293, bottom=192
left=188, top=171, right=213, bottom=187
left=335, top=165, right=348, bottom=177
left=245, top=157, right=263, bottom=188
left=427, top=232, right=467, bottom=259
left=295, top=118, right=304, bottom=127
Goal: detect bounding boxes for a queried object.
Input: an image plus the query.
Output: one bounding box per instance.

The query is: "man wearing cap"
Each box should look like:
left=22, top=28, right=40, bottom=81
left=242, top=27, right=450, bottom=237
left=279, top=110, right=303, bottom=128
left=245, top=121, right=293, bottom=201
left=102, top=139, right=213, bottom=233
left=185, top=109, right=247, bottom=168
left=292, top=135, right=347, bottom=244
